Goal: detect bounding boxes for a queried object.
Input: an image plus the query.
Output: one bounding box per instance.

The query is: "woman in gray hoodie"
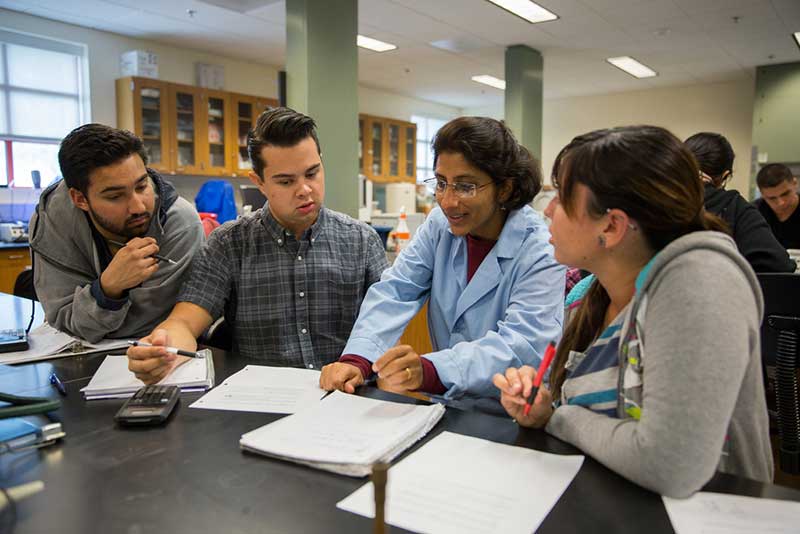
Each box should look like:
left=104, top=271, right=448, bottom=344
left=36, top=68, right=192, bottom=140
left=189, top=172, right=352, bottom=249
left=493, top=125, right=773, bottom=497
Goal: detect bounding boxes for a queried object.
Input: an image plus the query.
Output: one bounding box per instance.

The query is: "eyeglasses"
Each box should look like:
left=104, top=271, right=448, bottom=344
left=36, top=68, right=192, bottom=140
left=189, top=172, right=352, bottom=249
left=424, top=178, right=492, bottom=199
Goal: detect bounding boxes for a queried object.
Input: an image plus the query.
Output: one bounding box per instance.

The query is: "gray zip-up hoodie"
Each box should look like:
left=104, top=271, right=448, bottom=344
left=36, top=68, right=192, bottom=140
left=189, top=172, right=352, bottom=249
left=546, top=231, right=773, bottom=497
left=28, top=170, right=204, bottom=343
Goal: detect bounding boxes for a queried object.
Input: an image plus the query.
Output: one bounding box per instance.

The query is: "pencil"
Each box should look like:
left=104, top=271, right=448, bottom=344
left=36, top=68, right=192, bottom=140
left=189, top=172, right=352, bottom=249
left=108, top=239, right=177, bottom=265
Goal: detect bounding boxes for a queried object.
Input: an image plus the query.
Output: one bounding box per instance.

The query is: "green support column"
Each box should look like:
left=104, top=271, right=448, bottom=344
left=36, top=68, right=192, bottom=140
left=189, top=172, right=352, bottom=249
left=286, top=0, right=359, bottom=216
left=504, top=45, right=544, bottom=162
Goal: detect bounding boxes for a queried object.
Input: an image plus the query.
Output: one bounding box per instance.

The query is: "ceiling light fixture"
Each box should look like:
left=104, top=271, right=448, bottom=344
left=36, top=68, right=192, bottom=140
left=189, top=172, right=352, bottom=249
left=486, top=0, right=558, bottom=24
left=794, top=32, right=800, bottom=51
left=606, top=56, right=658, bottom=79
left=357, top=35, right=397, bottom=52
left=471, top=75, right=506, bottom=90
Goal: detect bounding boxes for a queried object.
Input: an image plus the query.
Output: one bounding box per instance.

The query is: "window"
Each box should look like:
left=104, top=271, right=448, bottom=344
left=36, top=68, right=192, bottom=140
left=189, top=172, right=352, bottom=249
left=410, top=115, right=448, bottom=186
left=0, top=29, right=89, bottom=187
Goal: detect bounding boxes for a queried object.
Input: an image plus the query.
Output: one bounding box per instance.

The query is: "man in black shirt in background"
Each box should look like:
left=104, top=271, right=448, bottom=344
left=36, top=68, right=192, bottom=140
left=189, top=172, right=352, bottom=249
left=754, top=163, right=800, bottom=250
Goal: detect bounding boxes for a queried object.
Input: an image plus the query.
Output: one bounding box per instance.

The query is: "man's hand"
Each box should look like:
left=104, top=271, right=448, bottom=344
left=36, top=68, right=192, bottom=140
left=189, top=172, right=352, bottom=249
left=492, top=366, right=554, bottom=428
left=127, top=329, right=188, bottom=385
left=373, top=345, right=423, bottom=394
left=319, top=362, right=365, bottom=394
left=101, top=237, right=160, bottom=298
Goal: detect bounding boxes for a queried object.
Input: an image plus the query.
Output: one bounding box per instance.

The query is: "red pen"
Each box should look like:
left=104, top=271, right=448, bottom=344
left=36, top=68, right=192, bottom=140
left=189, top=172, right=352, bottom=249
left=523, top=341, right=556, bottom=416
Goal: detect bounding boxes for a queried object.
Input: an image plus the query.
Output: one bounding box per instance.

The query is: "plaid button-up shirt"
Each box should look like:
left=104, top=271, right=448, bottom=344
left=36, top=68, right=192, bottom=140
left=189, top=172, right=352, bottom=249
left=179, top=205, right=388, bottom=368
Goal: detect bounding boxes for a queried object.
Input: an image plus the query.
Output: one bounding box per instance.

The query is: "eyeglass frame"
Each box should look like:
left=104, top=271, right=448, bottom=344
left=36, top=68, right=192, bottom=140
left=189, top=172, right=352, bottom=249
left=424, top=177, right=493, bottom=199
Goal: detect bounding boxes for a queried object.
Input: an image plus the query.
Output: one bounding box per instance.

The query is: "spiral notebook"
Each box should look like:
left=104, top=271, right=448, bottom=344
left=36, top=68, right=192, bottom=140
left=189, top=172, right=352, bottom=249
left=81, top=351, right=215, bottom=399
left=240, top=390, right=445, bottom=477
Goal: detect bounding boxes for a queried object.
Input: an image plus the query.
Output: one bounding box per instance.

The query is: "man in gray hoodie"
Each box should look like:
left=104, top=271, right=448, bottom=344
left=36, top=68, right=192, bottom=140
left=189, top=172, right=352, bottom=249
left=28, top=124, right=204, bottom=343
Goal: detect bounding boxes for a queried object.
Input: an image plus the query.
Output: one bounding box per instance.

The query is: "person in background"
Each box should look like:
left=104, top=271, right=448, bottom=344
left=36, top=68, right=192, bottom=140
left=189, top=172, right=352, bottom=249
left=320, top=117, right=565, bottom=400
left=127, top=107, right=388, bottom=384
left=754, top=163, right=800, bottom=250
left=29, top=124, right=203, bottom=342
left=684, top=132, right=795, bottom=272
left=494, top=125, right=773, bottom=498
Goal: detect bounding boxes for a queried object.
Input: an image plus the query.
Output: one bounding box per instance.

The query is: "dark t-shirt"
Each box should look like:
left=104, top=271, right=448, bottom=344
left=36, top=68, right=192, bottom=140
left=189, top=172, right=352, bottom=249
left=754, top=197, right=800, bottom=250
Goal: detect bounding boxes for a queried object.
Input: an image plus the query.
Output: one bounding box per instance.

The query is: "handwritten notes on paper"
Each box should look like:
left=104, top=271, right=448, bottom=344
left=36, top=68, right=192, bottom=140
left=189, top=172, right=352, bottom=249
left=190, top=365, right=326, bottom=414
left=663, top=491, right=800, bottom=534
left=337, top=431, right=584, bottom=533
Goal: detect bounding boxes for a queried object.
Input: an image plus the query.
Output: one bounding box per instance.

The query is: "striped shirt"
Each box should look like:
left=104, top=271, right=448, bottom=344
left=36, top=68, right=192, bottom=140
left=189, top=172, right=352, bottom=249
left=179, top=204, right=388, bottom=367
left=560, top=306, right=629, bottom=417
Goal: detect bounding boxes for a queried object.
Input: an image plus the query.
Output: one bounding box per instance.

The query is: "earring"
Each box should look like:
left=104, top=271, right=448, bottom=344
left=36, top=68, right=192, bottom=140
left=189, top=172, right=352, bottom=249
left=597, top=235, right=606, bottom=248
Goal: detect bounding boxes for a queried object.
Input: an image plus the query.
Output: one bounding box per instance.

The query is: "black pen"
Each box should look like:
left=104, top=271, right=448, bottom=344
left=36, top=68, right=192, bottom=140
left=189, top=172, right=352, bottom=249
left=49, top=372, right=67, bottom=396
left=127, top=340, right=204, bottom=358
left=108, top=239, right=178, bottom=265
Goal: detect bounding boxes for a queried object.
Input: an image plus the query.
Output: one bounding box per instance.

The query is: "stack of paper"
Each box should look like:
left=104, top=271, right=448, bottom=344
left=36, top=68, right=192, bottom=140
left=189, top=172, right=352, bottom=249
left=663, top=492, right=800, bottom=534
left=0, top=323, right=128, bottom=364
left=81, top=351, right=215, bottom=400
left=338, top=431, right=585, bottom=534
left=240, top=390, right=445, bottom=477
left=190, top=365, right=326, bottom=414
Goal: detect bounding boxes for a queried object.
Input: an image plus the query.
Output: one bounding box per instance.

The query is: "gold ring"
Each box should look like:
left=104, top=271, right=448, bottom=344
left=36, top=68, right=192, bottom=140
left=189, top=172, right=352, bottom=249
left=405, top=367, right=412, bottom=380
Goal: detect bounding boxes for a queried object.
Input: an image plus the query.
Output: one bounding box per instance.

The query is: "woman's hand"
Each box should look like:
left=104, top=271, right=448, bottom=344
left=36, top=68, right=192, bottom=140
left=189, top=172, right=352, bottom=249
left=373, top=345, right=423, bottom=394
left=492, top=366, right=554, bottom=428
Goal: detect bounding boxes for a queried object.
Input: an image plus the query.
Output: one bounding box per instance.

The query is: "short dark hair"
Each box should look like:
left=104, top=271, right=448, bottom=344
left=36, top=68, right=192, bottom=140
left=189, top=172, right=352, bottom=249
left=432, top=116, right=542, bottom=210
left=757, top=163, right=794, bottom=189
left=684, top=132, right=735, bottom=187
left=247, top=107, right=321, bottom=180
left=59, top=123, right=148, bottom=194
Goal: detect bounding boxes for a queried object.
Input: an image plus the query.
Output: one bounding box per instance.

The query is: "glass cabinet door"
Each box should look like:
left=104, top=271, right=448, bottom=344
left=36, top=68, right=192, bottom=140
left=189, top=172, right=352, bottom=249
left=405, top=125, right=416, bottom=180
left=171, top=87, right=201, bottom=174
left=388, top=123, right=400, bottom=178
left=358, top=119, right=364, bottom=175
left=133, top=79, right=170, bottom=171
left=205, top=91, right=228, bottom=174
left=371, top=121, right=383, bottom=177
left=236, top=99, right=253, bottom=172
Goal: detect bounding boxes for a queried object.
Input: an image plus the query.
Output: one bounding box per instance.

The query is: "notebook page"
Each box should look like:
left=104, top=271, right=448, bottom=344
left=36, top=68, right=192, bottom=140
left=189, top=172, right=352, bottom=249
left=190, top=365, right=325, bottom=414
left=338, top=431, right=584, bottom=534
left=240, top=390, right=444, bottom=466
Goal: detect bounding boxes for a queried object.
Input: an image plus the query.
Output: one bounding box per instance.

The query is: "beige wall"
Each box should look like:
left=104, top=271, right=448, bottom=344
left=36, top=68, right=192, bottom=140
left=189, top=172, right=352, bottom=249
left=1, top=8, right=460, bottom=134
left=1, top=8, right=279, bottom=128
left=466, top=78, right=757, bottom=198
left=359, top=85, right=460, bottom=122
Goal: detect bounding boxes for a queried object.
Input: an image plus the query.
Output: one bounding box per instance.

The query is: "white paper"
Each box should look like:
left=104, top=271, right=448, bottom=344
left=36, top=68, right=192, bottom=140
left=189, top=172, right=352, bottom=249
left=663, top=491, right=800, bottom=534
left=337, top=431, right=584, bottom=534
left=0, top=323, right=128, bottom=364
left=189, top=365, right=326, bottom=414
left=81, top=352, right=214, bottom=399
left=240, top=390, right=445, bottom=476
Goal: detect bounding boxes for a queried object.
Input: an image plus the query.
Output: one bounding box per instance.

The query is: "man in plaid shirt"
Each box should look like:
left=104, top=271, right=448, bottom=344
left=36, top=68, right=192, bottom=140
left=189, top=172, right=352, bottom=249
left=127, top=108, right=388, bottom=383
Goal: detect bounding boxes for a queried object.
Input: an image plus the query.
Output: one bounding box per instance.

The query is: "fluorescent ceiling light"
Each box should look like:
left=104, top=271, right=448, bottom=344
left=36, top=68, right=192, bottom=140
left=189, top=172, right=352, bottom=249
left=471, top=75, right=506, bottom=90
left=486, top=0, right=558, bottom=24
left=606, top=56, right=658, bottom=79
left=794, top=32, right=800, bottom=50
left=357, top=35, right=397, bottom=52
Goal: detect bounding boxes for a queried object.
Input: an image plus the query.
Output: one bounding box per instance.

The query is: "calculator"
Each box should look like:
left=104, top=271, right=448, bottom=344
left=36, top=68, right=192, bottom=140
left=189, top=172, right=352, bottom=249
left=114, top=385, right=180, bottom=426
left=0, top=329, right=28, bottom=353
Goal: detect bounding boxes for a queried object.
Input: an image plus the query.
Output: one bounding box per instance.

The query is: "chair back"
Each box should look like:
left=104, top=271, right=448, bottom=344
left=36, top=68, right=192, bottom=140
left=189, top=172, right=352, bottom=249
left=13, top=268, right=37, bottom=301
left=757, top=272, right=800, bottom=475
left=240, top=185, right=266, bottom=211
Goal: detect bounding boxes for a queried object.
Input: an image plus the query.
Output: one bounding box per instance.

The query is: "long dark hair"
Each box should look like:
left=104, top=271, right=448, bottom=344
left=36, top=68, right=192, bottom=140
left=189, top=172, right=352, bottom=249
left=432, top=117, right=541, bottom=210
left=550, top=125, right=727, bottom=398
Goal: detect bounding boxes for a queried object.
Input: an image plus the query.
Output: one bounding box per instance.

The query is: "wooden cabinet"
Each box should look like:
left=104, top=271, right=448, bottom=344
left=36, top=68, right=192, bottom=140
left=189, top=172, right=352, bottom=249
left=228, top=93, right=278, bottom=176
left=117, top=77, right=278, bottom=177
left=116, top=78, right=172, bottom=172
left=359, top=114, right=417, bottom=184
left=0, top=247, right=31, bottom=295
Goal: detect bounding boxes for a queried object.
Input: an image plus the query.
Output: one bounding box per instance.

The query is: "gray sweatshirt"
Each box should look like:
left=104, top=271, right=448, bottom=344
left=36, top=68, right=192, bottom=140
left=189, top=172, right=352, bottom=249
left=546, top=231, right=773, bottom=497
left=28, top=172, right=204, bottom=343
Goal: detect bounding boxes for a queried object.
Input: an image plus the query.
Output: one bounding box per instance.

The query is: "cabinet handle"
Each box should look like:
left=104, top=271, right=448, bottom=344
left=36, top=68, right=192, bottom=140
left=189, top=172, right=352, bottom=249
left=7, top=254, right=25, bottom=260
